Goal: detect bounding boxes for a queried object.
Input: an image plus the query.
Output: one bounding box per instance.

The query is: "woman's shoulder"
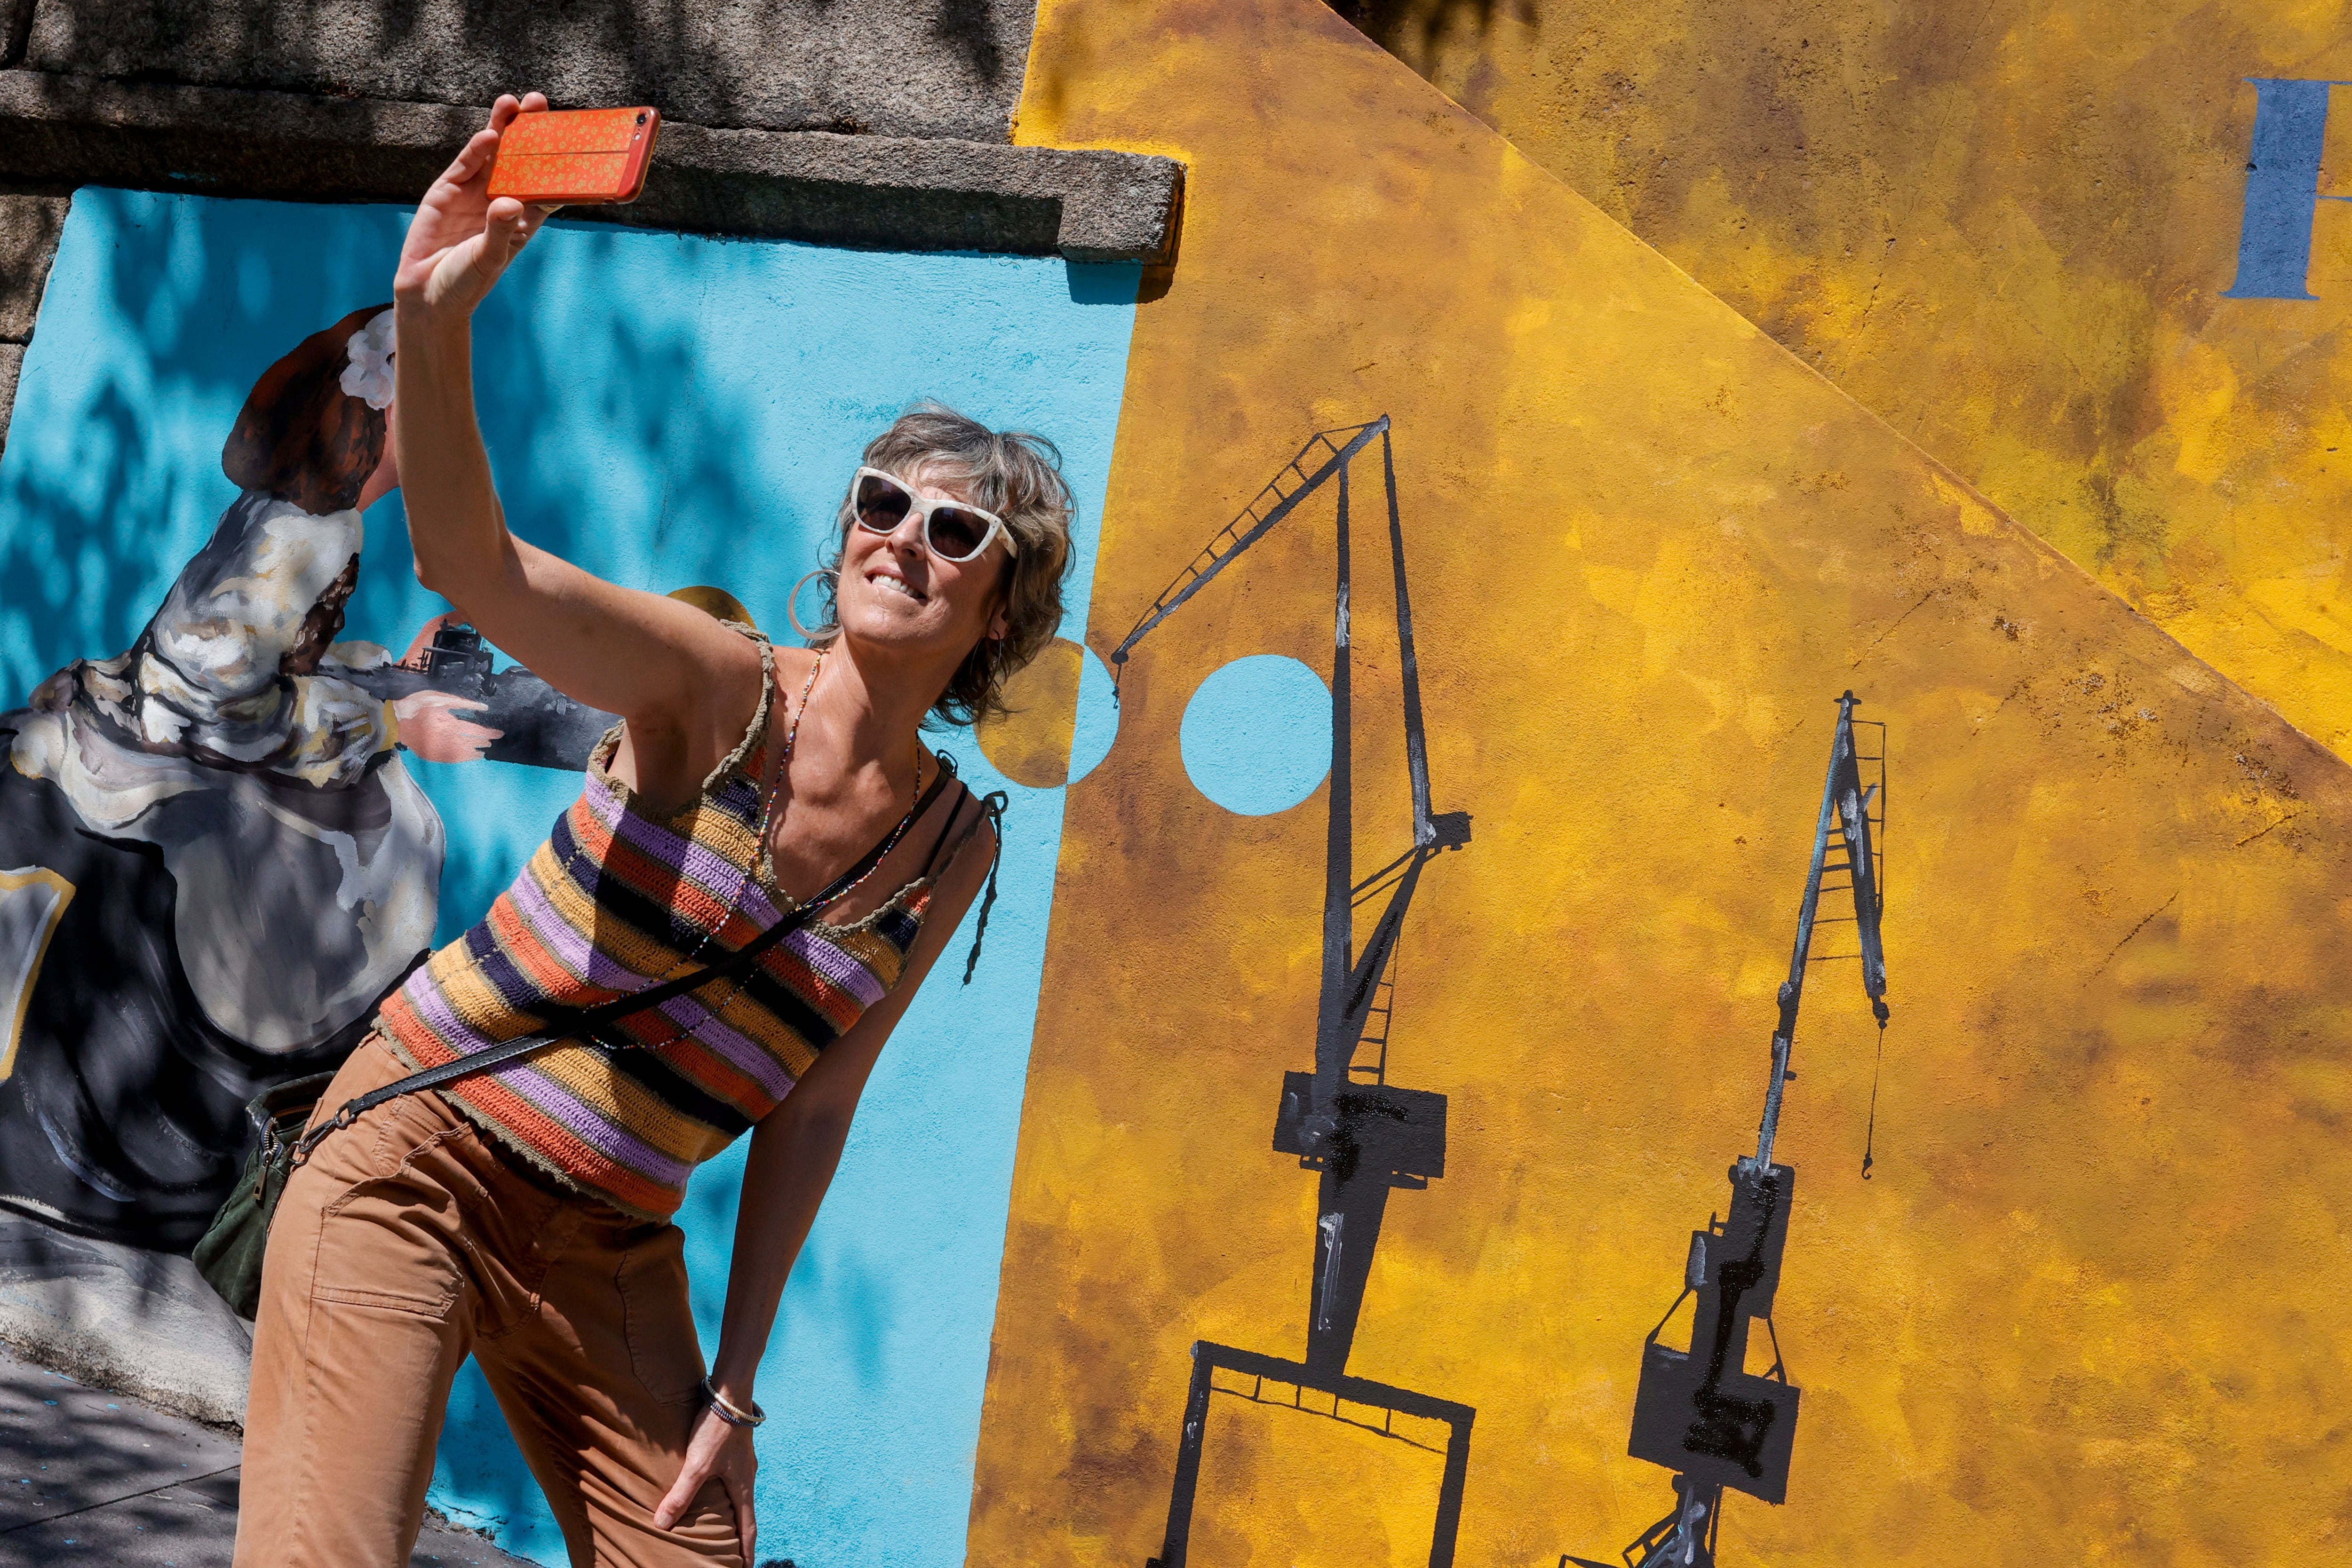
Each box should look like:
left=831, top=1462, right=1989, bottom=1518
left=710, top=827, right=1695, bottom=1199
left=923, top=756, right=1000, bottom=864
left=770, top=640, right=821, bottom=687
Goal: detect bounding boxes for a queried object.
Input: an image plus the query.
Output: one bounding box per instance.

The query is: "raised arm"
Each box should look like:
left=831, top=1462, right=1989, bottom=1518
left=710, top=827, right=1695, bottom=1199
left=391, top=94, right=761, bottom=798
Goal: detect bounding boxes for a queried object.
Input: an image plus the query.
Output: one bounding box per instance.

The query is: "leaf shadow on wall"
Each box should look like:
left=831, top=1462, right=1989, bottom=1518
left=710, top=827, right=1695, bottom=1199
left=686, top=1164, right=899, bottom=1390
left=396, top=222, right=774, bottom=930
left=472, top=226, right=764, bottom=590
left=0, top=192, right=420, bottom=695
left=0, top=380, right=183, bottom=702
left=1326, top=0, right=1536, bottom=63
left=108, top=0, right=1027, bottom=138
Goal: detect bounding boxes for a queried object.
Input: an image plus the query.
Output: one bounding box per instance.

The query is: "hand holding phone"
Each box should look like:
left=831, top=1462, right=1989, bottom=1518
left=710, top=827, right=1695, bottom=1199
left=395, top=96, right=660, bottom=324
left=396, top=93, right=556, bottom=323
left=485, top=107, right=663, bottom=206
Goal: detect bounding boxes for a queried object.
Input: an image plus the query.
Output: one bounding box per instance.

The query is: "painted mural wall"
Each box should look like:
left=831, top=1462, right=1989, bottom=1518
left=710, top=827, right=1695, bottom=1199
left=2, top=2, right=2349, bottom=1565
left=1340, top=0, right=2352, bottom=764
left=970, top=1, right=2352, bottom=1564
left=0, top=185, right=1138, bottom=1566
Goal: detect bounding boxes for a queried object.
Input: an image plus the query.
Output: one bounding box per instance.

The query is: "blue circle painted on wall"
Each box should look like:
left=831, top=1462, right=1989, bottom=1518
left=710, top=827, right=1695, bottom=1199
left=1067, top=642, right=1120, bottom=786
left=1180, top=655, right=1332, bottom=815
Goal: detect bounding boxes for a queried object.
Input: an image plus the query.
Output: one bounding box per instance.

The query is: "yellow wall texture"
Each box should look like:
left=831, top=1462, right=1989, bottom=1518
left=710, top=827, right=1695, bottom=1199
left=1345, top=0, right=2352, bottom=760
left=975, top=1, right=2352, bottom=1562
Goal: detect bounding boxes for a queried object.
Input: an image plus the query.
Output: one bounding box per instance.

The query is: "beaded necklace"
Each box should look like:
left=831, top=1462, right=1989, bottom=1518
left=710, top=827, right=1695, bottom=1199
left=571, top=644, right=926, bottom=1057
left=759, top=644, right=930, bottom=918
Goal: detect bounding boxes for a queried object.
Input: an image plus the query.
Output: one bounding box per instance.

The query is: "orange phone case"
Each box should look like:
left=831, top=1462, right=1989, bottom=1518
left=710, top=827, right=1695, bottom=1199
left=485, top=107, right=662, bottom=205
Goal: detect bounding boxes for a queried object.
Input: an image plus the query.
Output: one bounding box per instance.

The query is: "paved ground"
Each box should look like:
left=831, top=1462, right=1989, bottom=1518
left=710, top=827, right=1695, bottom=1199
left=0, top=1342, right=532, bottom=1566
left=0, top=1215, right=255, bottom=1429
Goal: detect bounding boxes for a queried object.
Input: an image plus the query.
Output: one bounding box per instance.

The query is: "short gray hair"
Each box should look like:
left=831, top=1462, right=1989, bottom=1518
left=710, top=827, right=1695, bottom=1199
left=812, top=400, right=1076, bottom=726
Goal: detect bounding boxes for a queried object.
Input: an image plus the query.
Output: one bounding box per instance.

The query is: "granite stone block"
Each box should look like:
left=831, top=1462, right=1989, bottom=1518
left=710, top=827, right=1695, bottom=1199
left=0, top=188, right=69, bottom=340
left=0, top=70, right=1184, bottom=262
left=0, top=341, right=21, bottom=458
left=25, top=0, right=1036, bottom=142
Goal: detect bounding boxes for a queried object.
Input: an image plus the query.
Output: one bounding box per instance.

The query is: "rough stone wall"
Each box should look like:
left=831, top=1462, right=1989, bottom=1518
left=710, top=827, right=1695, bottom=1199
left=0, top=75, right=1181, bottom=260
left=1, top=0, right=30, bottom=68
left=22, top=0, right=1039, bottom=140
left=0, top=185, right=66, bottom=458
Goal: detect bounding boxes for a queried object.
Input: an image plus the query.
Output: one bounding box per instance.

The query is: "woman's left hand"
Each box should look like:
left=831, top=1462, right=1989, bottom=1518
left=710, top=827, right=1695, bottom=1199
left=654, top=1403, right=759, bottom=1563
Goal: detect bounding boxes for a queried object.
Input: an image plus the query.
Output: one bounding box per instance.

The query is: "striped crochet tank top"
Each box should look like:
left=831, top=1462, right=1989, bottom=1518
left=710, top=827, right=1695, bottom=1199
left=374, top=638, right=983, bottom=1220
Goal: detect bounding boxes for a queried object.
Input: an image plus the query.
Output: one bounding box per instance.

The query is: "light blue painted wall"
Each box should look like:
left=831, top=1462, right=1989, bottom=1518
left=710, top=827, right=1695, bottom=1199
left=0, top=188, right=1139, bottom=1566
left=1179, top=653, right=1333, bottom=814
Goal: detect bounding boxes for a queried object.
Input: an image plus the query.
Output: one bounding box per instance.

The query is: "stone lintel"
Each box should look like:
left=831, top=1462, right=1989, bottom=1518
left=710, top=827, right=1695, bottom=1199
left=0, top=70, right=1185, bottom=264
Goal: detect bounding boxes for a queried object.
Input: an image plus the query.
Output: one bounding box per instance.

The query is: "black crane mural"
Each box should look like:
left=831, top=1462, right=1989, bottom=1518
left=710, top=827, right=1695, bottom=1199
left=1114, top=418, right=1476, bottom=1568
left=1570, top=692, right=1890, bottom=1568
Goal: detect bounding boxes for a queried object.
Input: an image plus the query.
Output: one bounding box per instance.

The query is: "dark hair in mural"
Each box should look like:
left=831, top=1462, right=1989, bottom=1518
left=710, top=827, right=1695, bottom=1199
left=806, top=399, right=1075, bottom=726
left=1115, top=418, right=1478, bottom=1568
left=222, top=302, right=392, bottom=515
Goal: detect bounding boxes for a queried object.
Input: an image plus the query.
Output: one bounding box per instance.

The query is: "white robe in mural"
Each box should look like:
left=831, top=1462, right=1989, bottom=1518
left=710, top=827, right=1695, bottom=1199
left=9, top=489, right=442, bottom=1049
left=0, top=489, right=443, bottom=1246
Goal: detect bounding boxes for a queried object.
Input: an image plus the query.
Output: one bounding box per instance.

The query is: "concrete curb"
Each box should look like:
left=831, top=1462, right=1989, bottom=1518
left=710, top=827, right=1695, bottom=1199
left=1, top=1341, right=533, bottom=1563
left=0, top=69, right=1185, bottom=262
left=0, top=1216, right=252, bottom=1432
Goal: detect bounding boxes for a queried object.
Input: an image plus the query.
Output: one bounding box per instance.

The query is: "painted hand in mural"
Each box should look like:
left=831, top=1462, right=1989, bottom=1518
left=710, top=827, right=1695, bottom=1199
left=393, top=689, right=502, bottom=763
left=389, top=612, right=502, bottom=762
left=398, top=610, right=462, bottom=668
left=395, top=93, right=562, bottom=322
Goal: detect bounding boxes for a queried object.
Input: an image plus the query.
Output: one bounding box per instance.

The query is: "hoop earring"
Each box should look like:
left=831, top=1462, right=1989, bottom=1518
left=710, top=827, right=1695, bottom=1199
left=787, top=569, right=837, bottom=643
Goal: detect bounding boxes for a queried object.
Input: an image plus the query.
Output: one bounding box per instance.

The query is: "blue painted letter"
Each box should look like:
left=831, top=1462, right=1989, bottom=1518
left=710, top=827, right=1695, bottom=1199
left=2224, top=78, right=2352, bottom=301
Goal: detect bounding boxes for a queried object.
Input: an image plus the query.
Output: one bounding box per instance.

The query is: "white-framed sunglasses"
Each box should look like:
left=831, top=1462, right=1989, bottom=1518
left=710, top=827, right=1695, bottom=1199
left=850, top=467, right=1018, bottom=563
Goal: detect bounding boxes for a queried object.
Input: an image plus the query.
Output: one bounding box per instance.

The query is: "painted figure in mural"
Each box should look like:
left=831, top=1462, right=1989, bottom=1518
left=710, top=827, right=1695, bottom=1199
left=0, top=303, right=614, bottom=1251
left=232, top=93, right=1075, bottom=1568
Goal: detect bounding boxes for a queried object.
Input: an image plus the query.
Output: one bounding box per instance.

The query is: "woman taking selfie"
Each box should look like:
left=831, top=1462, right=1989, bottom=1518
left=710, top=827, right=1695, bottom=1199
left=232, top=93, right=1073, bottom=1568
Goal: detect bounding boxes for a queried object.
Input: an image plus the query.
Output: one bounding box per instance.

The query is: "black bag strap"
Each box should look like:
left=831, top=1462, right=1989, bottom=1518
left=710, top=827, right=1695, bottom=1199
left=291, top=763, right=958, bottom=1163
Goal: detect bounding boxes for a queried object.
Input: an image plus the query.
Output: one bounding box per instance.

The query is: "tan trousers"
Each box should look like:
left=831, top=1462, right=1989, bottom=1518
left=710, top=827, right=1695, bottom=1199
left=234, top=1036, right=743, bottom=1568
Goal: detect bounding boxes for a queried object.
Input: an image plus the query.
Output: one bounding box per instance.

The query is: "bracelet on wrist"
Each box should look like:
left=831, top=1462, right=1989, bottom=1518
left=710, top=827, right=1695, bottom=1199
left=700, top=1376, right=765, bottom=1429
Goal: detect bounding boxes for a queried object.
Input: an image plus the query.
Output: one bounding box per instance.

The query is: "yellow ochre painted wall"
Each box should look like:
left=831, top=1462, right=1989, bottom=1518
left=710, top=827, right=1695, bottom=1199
left=1342, top=0, right=2352, bottom=760
left=972, top=0, right=2352, bottom=1562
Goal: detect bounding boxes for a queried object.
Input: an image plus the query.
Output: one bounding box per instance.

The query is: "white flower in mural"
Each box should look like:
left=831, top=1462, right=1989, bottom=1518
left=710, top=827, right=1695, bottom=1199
left=339, top=308, right=397, bottom=410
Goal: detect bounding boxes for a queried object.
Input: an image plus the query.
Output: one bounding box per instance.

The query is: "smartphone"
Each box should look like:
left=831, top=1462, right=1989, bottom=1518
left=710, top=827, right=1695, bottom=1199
left=485, top=107, right=662, bottom=206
